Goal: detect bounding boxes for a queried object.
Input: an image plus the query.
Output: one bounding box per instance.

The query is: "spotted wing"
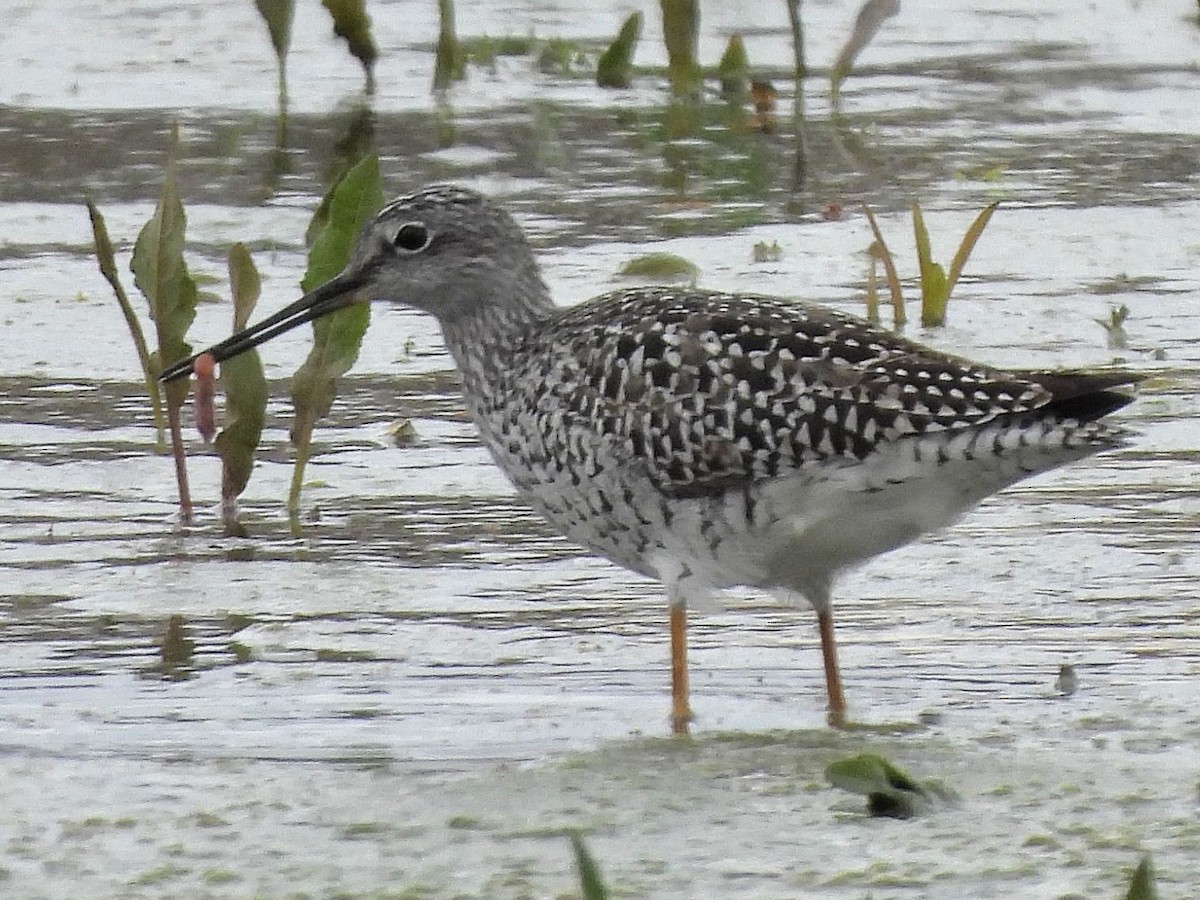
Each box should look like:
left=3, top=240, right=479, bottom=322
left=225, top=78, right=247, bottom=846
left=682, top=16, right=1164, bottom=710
left=552, top=288, right=1097, bottom=497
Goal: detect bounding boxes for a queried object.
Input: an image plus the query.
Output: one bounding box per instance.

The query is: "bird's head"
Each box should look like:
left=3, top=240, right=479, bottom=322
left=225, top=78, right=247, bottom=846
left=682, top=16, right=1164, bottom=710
left=159, top=185, right=547, bottom=383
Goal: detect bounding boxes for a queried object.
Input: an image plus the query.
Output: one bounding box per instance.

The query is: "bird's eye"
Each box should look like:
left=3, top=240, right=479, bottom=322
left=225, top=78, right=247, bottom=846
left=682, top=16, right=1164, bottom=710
left=393, top=222, right=431, bottom=253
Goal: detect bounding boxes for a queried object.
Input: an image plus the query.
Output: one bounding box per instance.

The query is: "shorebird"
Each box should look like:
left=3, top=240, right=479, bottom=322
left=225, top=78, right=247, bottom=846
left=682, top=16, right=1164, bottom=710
left=160, top=186, right=1137, bottom=733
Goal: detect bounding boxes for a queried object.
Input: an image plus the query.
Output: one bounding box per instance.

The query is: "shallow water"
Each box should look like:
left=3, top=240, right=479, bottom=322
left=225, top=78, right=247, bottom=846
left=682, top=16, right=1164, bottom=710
left=2, top=0, right=1200, bottom=897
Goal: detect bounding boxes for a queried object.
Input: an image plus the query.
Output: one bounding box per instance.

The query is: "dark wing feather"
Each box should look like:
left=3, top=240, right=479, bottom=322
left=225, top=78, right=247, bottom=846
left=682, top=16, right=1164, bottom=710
left=547, top=288, right=1134, bottom=497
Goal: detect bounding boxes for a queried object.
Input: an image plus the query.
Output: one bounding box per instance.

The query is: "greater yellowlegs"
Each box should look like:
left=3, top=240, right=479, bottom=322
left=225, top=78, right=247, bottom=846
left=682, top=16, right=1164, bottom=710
left=160, top=186, right=1137, bottom=732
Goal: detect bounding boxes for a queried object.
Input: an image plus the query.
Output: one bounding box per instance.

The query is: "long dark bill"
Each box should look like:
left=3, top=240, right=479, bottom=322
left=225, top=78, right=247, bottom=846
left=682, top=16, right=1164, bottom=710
left=158, top=268, right=369, bottom=383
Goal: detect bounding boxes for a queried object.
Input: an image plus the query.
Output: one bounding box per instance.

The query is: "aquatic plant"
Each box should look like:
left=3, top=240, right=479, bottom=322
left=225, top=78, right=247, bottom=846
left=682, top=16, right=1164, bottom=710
left=253, top=0, right=294, bottom=117
left=661, top=0, right=701, bottom=97
left=214, top=244, right=268, bottom=535
left=88, top=129, right=274, bottom=527
left=433, top=0, right=464, bottom=90
left=785, top=0, right=806, bottom=81
left=596, top=12, right=642, bottom=89
left=616, top=252, right=699, bottom=286
left=1125, top=853, right=1159, bottom=900
left=288, top=154, right=385, bottom=515
left=85, top=201, right=165, bottom=449
left=864, top=201, right=999, bottom=328
left=253, top=0, right=376, bottom=98
left=570, top=832, right=609, bottom=900
left=322, top=0, right=377, bottom=93
left=716, top=33, right=748, bottom=97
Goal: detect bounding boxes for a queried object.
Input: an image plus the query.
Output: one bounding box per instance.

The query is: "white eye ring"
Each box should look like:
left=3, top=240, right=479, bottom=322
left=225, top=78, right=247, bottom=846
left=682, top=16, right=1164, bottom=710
left=393, top=221, right=432, bottom=253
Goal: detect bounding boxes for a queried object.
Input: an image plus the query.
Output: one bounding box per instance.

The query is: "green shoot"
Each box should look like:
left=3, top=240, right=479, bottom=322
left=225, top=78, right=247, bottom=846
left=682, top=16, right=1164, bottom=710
left=1125, top=853, right=1159, bottom=900
left=85, top=199, right=166, bottom=450
left=321, top=0, right=377, bottom=93
left=253, top=0, right=295, bottom=117
left=835, top=0, right=902, bottom=102
left=831, top=0, right=900, bottom=103
left=213, top=244, right=268, bottom=536
left=288, top=154, right=384, bottom=515
left=660, top=0, right=700, bottom=97
left=752, top=240, right=782, bottom=263
left=862, top=205, right=905, bottom=328
left=717, top=32, right=748, bottom=97
left=569, top=832, right=609, bottom=900
left=616, top=252, right=699, bottom=286
left=864, top=201, right=998, bottom=328
left=596, top=12, right=642, bottom=89
left=433, top=0, right=464, bottom=90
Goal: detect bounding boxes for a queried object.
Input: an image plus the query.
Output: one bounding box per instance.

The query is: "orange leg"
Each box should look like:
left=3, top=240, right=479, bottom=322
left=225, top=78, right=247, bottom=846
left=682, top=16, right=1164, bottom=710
left=817, top=607, right=847, bottom=728
left=670, top=604, right=693, bottom=734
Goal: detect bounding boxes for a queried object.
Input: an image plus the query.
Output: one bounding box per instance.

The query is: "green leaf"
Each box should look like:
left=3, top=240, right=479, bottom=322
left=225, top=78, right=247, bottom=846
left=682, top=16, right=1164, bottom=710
left=321, top=0, right=378, bottom=92
left=254, top=0, right=295, bottom=113
left=945, top=200, right=999, bottom=297
left=913, top=203, right=949, bottom=326
left=1125, top=854, right=1159, bottom=900
left=254, top=0, right=294, bottom=59
left=660, top=0, right=701, bottom=97
left=304, top=105, right=377, bottom=248
left=214, top=244, right=267, bottom=510
left=288, top=153, right=384, bottom=512
left=131, top=155, right=197, bottom=412
left=569, top=833, right=609, bottom=900
left=85, top=198, right=166, bottom=448
left=825, top=753, right=957, bottom=819
left=716, top=32, right=748, bottom=96
left=596, top=11, right=642, bottom=89
left=129, top=131, right=197, bottom=520
left=921, top=261, right=948, bottom=327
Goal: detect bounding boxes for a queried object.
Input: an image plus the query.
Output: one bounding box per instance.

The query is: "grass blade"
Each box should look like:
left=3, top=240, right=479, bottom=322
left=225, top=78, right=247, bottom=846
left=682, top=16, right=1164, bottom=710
left=661, top=0, right=701, bottom=97
left=862, top=204, right=905, bottom=328
left=912, top=201, right=951, bottom=326
left=597, top=11, right=643, bottom=89
left=831, top=0, right=900, bottom=100
left=569, top=833, right=609, bottom=900
left=945, top=200, right=999, bottom=297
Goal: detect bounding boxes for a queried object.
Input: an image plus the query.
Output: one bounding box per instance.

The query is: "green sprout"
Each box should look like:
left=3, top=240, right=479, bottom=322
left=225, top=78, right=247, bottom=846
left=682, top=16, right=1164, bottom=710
left=570, top=832, right=609, bottom=900
left=288, top=154, right=384, bottom=517
left=596, top=12, right=642, bottom=88
left=1124, top=853, right=1159, bottom=900
left=863, top=201, right=999, bottom=328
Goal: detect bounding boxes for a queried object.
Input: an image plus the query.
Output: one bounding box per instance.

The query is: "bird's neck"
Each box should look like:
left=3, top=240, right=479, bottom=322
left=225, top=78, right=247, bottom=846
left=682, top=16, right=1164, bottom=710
left=439, top=271, right=555, bottom=400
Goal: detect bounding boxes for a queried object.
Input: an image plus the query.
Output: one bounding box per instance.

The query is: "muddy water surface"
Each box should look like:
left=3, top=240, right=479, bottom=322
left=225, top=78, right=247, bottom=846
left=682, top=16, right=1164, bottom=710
left=2, top=1, right=1200, bottom=897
